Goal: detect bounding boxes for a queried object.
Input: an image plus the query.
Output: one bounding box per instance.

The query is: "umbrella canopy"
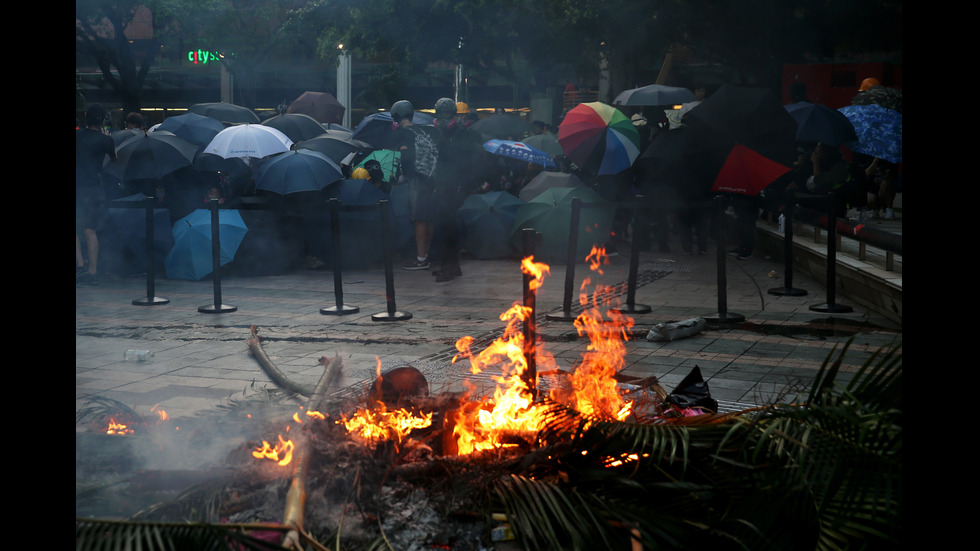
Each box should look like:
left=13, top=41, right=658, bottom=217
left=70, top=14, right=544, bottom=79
left=296, top=134, right=367, bottom=164
left=634, top=127, right=701, bottom=208
left=254, top=149, right=343, bottom=195
left=613, top=84, right=699, bottom=107
left=302, top=178, right=410, bottom=268
left=352, top=111, right=435, bottom=149
left=683, top=84, right=798, bottom=169
left=558, top=102, right=642, bottom=176
left=111, top=129, right=145, bottom=148
left=286, top=91, right=346, bottom=125
left=483, top=139, right=557, bottom=168
left=471, top=114, right=532, bottom=140
left=102, top=192, right=174, bottom=275
left=522, top=133, right=563, bottom=157
left=165, top=208, right=249, bottom=281
left=457, top=191, right=526, bottom=259
left=261, top=113, right=329, bottom=143
left=188, top=102, right=260, bottom=124
left=519, top=171, right=585, bottom=202
left=205, top=123, right=293, bottom=160
left=356, top=149, right=400, bottom=182
left=838, top=103, right=902, bottom=164
left=710, top=144, right=791, bottom=196
left=510, top=186, right=614, bottom=262
left=784, top=102, right=857, bottom=146
left=104, top=131, right=198, bottom=183
left=155, top=112, right=225, bottom=149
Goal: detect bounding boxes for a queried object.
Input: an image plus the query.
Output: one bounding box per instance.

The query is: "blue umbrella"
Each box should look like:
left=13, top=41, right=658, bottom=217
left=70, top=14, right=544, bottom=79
left=838, top=103, right=902, bottom=164
left=165, top=209, right=248, bottom=280
left=254, top=149, right=344, bottom=195
left=457, top=191, right=526, bottom=259
left=482, top=139, right=557, bottom=168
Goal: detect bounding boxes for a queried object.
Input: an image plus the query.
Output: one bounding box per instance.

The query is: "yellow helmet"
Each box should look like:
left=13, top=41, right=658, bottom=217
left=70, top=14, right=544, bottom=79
left=352, top=167, right=371, bottom=180
left=456, top=101, right=470, bottom=114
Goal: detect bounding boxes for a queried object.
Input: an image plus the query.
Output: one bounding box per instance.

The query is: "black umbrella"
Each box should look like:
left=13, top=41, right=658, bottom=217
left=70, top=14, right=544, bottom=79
left=188, top=102, right=260, bottom=124
left=254, top=149, right=344, bottom=196
left=286, top=91, right=346, bottom=124
left=156, top=112, right=225, bottom=149
left=262, top=113, right=329, bottom=143
left=104, top=131, right=198, bottom=183
left=612, top=84, right=699, bottom=107
left=784, top=102, right=857, bottom=146
left=684, top=84, right=798, bottom=169
left=352, top=111, right=435, bottom=149
left=296, top=134, right=368, bottom=164
left=111, top=128, right=145, bottom=148
left=471, top=114, right=532, bottom=140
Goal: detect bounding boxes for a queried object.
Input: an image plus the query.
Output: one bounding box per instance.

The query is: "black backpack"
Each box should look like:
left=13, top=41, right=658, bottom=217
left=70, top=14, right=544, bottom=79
left=407, top=126, right=439, bottom=178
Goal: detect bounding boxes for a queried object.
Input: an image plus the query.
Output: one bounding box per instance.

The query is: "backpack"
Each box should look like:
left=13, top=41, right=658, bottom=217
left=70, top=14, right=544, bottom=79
left=407, top=126, right=439, bottom=178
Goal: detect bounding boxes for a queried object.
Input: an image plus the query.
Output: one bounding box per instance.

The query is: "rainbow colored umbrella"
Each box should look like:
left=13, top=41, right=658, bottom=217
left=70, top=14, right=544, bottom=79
left=557, top=102, right=641, bottom=176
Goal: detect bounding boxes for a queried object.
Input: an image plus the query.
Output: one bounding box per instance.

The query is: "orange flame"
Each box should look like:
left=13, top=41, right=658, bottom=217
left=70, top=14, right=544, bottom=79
left=521, top=256, right=550, bottom=291
left=105, top=418, right=134, bottom=436
left=252, top=435, right=294, bottom=466
left=550, top=245, right=635, bottom=420
left=341, top=402, right=433, bottom=449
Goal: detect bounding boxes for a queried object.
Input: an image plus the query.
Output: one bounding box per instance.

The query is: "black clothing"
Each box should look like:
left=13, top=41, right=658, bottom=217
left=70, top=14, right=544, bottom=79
left=76, top=128, right=115, bottom=189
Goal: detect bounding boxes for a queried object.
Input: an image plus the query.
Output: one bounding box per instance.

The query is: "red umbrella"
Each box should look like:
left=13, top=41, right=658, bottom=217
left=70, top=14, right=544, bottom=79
left=286, top=91, right=345, bottom=125
left=710, top=144, right=790, bottom=196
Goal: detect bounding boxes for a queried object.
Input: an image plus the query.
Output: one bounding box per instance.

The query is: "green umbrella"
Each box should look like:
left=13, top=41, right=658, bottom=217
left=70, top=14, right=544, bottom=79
left=356, top=149, right=400, bottom=181
left=509, top=186, right=613, bottom=263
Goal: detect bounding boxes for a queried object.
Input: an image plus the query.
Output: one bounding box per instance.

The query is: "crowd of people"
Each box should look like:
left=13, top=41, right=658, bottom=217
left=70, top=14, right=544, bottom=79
left=77, top=80, right=899, bottom=286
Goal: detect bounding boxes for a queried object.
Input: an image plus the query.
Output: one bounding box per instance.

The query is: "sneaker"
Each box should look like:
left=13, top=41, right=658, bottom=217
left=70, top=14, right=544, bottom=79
left=728, top=248, right=744, bottom=257
left=736, top=252, right=752, bottom=261
left=884, top=208, right=894, bottom=220
left=402, top=258, right=430, bottom=271
left=432, top=265, right=462, bottom=278
left=76, top=266, right=88, bottom=279
left=76, top=272, right=99, bottom=286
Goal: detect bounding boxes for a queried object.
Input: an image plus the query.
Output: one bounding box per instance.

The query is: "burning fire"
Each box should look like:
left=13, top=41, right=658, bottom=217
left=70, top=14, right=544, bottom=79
left=105, top=419, right=134, bottom=436
left=337, top=247, right=640, bottom=457
left=252, top=435, right=294, bottom=466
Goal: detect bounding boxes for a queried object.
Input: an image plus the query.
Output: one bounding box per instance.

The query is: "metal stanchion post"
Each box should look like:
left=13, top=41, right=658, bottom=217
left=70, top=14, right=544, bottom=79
left=810, top=191, right=853, bottom=314
left=769, top=189, right=807, bottom=297
left=522, top=228, right=538, bottom=400
left=132, top=195, right=169, bottom=306
left=199, top=198, right=237, bottom=313
left=704, top=195, right=745, bottom=324
left=322, top=198, right=358, bottom=315
left=546, top=197, right=580, bottom=322
left=372, top=199, right=412, bottom=321
left=613, top=196, right=651, bottom=315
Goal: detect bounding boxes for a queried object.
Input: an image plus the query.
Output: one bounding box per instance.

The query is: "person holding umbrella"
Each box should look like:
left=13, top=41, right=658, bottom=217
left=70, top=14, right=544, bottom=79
left=76, top=104, right=117, bottom=286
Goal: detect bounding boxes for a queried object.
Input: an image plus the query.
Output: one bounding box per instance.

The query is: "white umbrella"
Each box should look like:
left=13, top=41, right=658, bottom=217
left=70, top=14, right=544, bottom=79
left=204, top=123, right=293, bottom=160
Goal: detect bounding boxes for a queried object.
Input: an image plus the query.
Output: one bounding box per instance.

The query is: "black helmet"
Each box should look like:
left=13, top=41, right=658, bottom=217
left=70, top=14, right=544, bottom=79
left=390, top=100, right=414, bottom=123
left=434, top=97, right=456, bottom=119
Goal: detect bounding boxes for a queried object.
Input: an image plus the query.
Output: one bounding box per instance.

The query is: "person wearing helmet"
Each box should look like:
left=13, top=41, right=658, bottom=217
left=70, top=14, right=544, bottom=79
left=351, top=166, right=371, bottom=180
left=391, top=99, right=442, bottom=270
left=859, top=77, right=881, bottom=92
left=428, top=98, right=487, bottom=281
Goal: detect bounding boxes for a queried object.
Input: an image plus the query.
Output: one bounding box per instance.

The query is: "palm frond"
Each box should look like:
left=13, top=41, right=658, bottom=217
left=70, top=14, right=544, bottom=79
left=75, top=518, right=294, bottom=551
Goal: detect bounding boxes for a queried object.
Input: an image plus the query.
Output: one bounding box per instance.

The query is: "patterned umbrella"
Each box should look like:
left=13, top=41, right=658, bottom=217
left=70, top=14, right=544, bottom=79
left=557, top=102, right=641, bottom=176
left=838, top=103, right=902, bottom=164
left=482, top=139, right=557, bottom=168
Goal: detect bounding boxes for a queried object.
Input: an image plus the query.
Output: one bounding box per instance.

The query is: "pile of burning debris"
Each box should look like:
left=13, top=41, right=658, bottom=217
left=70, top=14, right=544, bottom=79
left=75, top=249, right=762, bottom=550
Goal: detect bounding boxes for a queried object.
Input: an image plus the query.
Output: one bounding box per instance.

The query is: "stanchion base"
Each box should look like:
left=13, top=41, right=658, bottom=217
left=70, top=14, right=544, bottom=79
left=768, top=287, right=808, bottom=297
left=612, top=303, right=652, bottom=315
left=809, top=303, right=853, bottom=313
left=545, top=311, right=577, bottom=322
left=132, top=296, right=169, bottom=306
left=704, top=312, right=746, bottom=324
left=372, top=311, right=412, bottom=321
left=321, top=305, right=360, bottom=315
left=199, top=304, right=238, bottom=313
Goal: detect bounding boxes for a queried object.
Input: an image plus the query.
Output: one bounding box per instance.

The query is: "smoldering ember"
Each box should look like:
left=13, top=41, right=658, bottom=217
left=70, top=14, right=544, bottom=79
left=76, top=248, right=901, bottom=550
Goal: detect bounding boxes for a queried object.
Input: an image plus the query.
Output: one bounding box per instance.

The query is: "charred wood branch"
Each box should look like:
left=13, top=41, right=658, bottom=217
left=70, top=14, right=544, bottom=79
left=247, top=326, right=317, bottom=397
